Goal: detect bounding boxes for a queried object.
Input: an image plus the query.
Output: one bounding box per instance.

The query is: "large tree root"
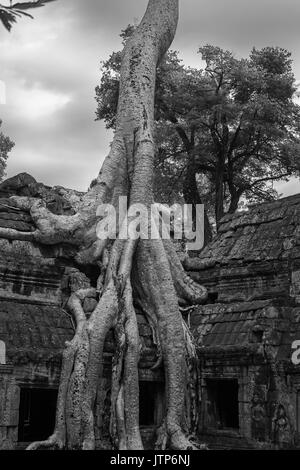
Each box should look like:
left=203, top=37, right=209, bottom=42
left=26, top=274, right=96, bottom=450
left=133, top=239, right=206, bottom=450
left=25, top=234, right=207, bottom=451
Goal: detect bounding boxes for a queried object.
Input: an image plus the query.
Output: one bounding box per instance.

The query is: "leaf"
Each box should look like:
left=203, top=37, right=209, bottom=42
left=0, top=0, right=56, bottom=31
left=0, top=8, right=17, bottom=31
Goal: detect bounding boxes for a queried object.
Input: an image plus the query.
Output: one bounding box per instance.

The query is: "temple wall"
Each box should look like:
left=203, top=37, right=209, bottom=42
left=0, top=174, right=299, bottom=450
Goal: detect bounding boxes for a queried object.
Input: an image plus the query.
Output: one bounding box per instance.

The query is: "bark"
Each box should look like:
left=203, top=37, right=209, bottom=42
left=161, top=112, right=212, bottom=247
left=3, top=0, right=209, bottom=450
left=214, top=159, right=225, bottom=228
left=227, top=153, right=242, bottom=215
left=228, top=190, right=241, bottom=214
left=183, top=154, right=212, bottom=247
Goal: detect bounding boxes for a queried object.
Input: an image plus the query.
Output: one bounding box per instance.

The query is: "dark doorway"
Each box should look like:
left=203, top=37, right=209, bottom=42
left=139, top=381, right=164, bottom=426
left=206, top=379, right=239, bottom=430
left=297, top=391, right=300, bottom=435
left=18, top=388, right=58, bottom=442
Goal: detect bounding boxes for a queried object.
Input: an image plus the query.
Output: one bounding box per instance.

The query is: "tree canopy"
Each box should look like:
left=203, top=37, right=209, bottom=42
left=96, top=28, right=300, bottom=227
left=0, top=120, right=14, bottom=181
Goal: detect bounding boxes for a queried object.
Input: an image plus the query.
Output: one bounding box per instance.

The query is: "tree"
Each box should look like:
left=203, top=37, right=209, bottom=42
left=0, top=0, right=55, bottom=31
left=0, top=120, right=14, bottom=181
left=0, top=0, right=209, bottom=450
left=195, top=45, right=300, bottom=224
left=96, top=38, right=300, bottom=228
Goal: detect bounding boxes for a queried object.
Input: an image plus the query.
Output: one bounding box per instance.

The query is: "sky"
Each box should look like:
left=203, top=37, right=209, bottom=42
left=0, top=0, right=300, bottom=195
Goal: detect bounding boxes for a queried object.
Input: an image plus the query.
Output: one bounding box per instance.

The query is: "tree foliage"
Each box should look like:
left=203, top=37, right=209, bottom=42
left=96, top=29, right=300, bottom=226
left=0, top=0, right=56, bottom=31
left=194, top=45, right=300, bottom=222
left=0, top=120, right=14, bottom=181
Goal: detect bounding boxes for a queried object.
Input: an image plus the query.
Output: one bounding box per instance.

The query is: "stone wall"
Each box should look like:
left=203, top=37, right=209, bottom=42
left=187, top=193, right=300, bottom=449
left=0, top=173, right=299, bottom=449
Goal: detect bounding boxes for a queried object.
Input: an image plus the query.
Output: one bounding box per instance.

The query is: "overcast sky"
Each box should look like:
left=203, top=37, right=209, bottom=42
left=0, top=0, right=299, bottom=195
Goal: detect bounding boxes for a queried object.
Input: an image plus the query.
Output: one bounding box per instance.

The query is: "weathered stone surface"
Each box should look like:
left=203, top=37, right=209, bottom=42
left=188, top=193, right=300, bottom=449
left=191, top=193, right=300, bottom=268
left=0, top=173, right=298, bottom=450
left=0, top=172, right=84, bottom=217
left=0, top=301, right=74, bottom=364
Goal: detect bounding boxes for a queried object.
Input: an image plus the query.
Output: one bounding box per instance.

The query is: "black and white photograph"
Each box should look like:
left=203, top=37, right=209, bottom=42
left=0, top=0, right=300, bottom=455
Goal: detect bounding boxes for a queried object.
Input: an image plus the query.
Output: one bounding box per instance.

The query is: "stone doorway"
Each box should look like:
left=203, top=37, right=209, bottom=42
left=18, top=387, right=57, bottom=442
left=206, top=379, right=239, bottom=430
left=139, top=381, right=164, bottom=426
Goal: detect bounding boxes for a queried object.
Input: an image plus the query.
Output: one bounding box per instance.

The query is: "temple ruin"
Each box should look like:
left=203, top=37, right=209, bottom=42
left=0, top=173, right=299, bottom=450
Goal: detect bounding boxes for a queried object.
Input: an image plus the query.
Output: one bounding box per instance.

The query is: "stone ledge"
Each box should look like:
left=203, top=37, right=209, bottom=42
left=0, top=365, right=13, bottom=374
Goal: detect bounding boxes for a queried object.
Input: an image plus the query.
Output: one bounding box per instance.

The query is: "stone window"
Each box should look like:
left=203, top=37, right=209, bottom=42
left=206, top=379, right=239, bottom=430
left=139, top=381, right=164, bottom=426
left=18, top=388, right=57, bottom=442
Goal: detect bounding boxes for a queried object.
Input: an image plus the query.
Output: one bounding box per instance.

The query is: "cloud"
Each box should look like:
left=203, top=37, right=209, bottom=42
left=0, top=0, right=299, bottom=196
left=11, top=85, right=71, bottom=120
left=275, top=178, right=300, bottom=197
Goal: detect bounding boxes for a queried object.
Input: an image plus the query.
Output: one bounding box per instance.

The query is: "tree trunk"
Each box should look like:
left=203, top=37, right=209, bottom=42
left=215, top=164, right=225, bottom=228
left=2, top=0, right=208, bottom=451
left=228, top=190, right=240, bottom=214
left=227, top=154, right=241, bottom=215
left=215, top=194, right=224, bottom=227
left=168, top=122, right=212, bottom=247
left=183, top=154, right=212, bottom=247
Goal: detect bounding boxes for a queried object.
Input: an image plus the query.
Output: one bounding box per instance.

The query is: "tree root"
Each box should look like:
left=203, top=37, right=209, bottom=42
left=26, top=233, right=206, bottom=451
left=133, top=239, right=204, bottom=450
left=163, top=240, right=208, bottom=304
left=26, top=432, right=65, bottom=451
